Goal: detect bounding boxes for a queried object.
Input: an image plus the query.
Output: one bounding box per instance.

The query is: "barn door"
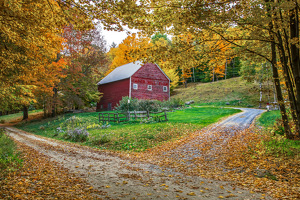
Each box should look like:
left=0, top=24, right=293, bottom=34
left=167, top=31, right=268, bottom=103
left=107, top=103, right=112, bottom=111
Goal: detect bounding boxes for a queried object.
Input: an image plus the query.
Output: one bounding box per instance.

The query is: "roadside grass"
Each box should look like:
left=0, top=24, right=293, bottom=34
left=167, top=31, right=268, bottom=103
left=0, top=109, right=43, bottom=124
left=0, top=128, right=22, bottom=174
left=257, top=110, right=300, bottom=158
left=172, top=77, right=274, bottom=108
left=15, top=107, right=240, bottom=152
left=257, top=110, right=281, bottom=127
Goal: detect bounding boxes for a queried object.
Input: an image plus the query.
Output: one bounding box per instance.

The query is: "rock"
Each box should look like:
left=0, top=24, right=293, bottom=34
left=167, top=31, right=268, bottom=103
left=254, top=169, right=277, bottom=180
left=185, top=100, right=194, bottom=105
left=225, top=102, right=230, bottom=105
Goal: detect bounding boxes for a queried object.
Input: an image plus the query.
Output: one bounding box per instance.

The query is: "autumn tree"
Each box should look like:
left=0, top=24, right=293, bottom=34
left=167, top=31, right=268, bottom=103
left=106, top=33, right=152, bottom=74
left=0, top=0, right=131, bottom=117
left=58, top=25, right=108, bottom=112
left=112, top=0, right=300, bottom=139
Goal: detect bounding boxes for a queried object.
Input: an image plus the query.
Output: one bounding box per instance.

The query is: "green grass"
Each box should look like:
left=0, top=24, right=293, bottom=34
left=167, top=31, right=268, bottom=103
left=257, top=110, right=281, bottom=127
left=16, top=107, right=240, bottom=152
left=0, top=128, right=22, bottom=173
left=172, top=77, right=274, bottom=108
left=0, top=109, right=43, bottom=124
left=263, top=135, right=300, bottom=157
left=257, top=110, right=299, bottom=157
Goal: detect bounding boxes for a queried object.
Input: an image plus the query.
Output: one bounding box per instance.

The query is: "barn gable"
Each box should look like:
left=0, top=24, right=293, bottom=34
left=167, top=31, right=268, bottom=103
left=97, top=61, right=143, bottom=85
left=97, top=61, right=170, bottom=111
left=130, top=63, right=170, bottom=101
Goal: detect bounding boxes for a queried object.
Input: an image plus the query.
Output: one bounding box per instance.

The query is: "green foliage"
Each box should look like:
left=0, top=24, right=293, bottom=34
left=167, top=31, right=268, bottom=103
left=263, top=135, right=300, bottom=157
left=115, top=96, right=139, bottom=112
left=16, top=107, right=240, bottom=152
left=115, top=96, right=184, bottom=112
left=151, top=33, right=171, bottom=45
left=0, top=128, right=22, bottom=173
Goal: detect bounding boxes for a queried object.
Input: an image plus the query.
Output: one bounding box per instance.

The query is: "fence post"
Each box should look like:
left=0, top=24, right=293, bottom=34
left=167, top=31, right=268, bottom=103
left=146, top=110, right=150, bottom=118
left=127, top=111, right=130, bottom=121
left=164, top=111, right=168, bottom=121
left=116, top=113, right=120, bottom=123
left=134, top=110, right=137, bottom=120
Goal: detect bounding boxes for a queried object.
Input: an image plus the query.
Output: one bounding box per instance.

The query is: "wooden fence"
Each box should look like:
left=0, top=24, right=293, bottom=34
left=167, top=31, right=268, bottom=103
left=98, top=113, right=128, bottom=123
left=98, top=110, right=168, bottom=123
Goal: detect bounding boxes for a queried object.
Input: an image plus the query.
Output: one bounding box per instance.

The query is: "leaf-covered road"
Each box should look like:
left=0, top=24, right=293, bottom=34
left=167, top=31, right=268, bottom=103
left=5, top=108, right=268, bottom=199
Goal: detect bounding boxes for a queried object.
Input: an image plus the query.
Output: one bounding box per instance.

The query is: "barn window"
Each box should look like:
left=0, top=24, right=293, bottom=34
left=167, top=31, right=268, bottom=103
left=147, top=85, right=152, bottom=91
left=133, top=83, right=138, bottom=90
left=163, top=86, right=168, bottom=92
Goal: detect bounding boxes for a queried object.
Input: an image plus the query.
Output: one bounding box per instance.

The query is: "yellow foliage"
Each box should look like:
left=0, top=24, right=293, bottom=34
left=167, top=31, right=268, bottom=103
left=106, top=33, right=152, bottom=75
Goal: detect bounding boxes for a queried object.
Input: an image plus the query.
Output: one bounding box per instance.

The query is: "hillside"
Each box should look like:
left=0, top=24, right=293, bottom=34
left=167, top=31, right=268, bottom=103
left=171, top=77, right=275, bottom=108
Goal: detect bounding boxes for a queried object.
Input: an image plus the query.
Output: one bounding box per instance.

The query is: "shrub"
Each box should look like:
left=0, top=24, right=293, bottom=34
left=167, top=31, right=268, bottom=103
left=138, top=99, right=161, bottom=112
left=115, top=96, right=139, bottom=112
left=63, top=128, right=89, bottom=142
left=115, top=96, right=184, bottom=112
left=162, top=98, right=184, bottom=109
left=91, top=133, right=111, bottom=145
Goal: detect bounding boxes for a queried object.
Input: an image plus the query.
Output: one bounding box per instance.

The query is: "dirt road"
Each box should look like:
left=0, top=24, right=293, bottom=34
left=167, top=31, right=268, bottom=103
left=5, top=108, right=267, bottom=200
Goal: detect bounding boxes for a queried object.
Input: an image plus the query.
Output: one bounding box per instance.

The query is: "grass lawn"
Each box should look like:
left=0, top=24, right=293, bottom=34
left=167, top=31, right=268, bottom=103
left=0, top=110, right=43, bottom=124
left=172, top=77, right=274, bottom=108
left=15, top=107, right=240, bottom=152
left=257, top=110, right=281, bottom=127
left=257, top=110, right=300, bottom=157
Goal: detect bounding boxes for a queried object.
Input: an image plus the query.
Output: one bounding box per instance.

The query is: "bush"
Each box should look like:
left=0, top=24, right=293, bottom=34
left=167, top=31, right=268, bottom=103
left=91, top=133, right=112, bottom=145
left=115, top=96, right=139, bottom=112
left=115, top=96, right=184, bottom=112
left=138, top=99, right=161, bottom=112
left=63, top=128, right=89, bottom=142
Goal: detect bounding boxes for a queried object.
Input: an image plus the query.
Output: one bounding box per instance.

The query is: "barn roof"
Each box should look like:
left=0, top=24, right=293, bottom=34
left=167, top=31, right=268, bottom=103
left=97, top=61, right=143, bottom=85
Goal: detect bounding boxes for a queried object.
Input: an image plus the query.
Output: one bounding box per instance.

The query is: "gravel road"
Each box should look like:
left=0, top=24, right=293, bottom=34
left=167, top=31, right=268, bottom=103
left=165, top=108, right=266, bottom=163
left=5, top=108, right=267, bottom=200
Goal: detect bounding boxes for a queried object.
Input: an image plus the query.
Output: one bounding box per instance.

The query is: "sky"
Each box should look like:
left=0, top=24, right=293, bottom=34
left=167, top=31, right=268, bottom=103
left=101, top=27, right=139, bottom=50
left=102, top=29, right=128, bottom=48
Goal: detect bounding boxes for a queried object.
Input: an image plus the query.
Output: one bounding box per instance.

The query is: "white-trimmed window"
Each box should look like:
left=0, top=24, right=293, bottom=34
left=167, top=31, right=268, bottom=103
left=163, top=86, right=168, bottom=92
left=147, top=85, right=152, bottom=91
left=133, top=83, right=138, bottom=90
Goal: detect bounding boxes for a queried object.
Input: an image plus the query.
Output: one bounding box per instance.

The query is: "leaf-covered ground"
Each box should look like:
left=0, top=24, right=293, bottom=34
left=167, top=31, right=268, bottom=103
left=0, top=139, right=105, bottom=199
left=4, top=127, right=265, bottom=200
left=2, top=108, right=298, bottom=199
left=132, top=123, right=300, bottom=199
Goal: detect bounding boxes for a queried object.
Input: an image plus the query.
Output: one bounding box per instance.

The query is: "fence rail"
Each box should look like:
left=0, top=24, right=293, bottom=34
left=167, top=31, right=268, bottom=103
left=98, top=110, right=168, bottom=123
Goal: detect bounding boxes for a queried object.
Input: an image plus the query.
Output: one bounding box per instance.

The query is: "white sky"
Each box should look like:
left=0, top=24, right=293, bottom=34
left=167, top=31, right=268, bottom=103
left=102, top=29, right=128, bottom=48
left=102, top=27, right=139, bottom=50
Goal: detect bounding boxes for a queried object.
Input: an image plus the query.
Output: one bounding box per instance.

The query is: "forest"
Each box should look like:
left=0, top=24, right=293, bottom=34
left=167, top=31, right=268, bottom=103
left=1, top=0, right=300, bottom=139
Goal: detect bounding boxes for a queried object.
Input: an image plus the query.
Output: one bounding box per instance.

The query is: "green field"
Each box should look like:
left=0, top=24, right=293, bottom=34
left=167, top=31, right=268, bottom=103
left=172, top=77, right=274, bottom=108
left=16, top=107, right=240, bottom=152
left=0, top=110, right=43, bottom=124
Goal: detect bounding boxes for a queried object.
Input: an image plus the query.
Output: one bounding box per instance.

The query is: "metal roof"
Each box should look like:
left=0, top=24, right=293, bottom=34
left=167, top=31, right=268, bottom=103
left=97, top=61, right=143, bottom=85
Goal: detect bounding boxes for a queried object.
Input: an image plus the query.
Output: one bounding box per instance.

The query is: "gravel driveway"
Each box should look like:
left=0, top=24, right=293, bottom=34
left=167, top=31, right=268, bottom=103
left=5, top=108, right=268, bottom=200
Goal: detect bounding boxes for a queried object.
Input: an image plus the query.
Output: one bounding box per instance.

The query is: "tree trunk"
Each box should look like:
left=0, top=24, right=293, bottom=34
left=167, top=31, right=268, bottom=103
left=276, top=30, right=299, bottom=133
left=289, top=5, right=300, bottom=137
left=225, top=58, right=227, bottom=80
left=23, top=105, right=28, bottom=120
left=267, top=0, right=293, bottom=139
left=52, top=87, right=57, bottom=117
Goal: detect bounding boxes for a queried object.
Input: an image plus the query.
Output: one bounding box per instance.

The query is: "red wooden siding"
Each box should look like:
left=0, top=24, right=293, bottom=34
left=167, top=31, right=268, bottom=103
left=97, top=78, right=130, bottom=111
left=131, top=63, right=169, bottom=101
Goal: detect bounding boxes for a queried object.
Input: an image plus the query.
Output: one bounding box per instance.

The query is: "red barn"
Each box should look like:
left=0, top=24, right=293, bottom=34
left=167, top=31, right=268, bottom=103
left=96, top=61, right=170, bottom=111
